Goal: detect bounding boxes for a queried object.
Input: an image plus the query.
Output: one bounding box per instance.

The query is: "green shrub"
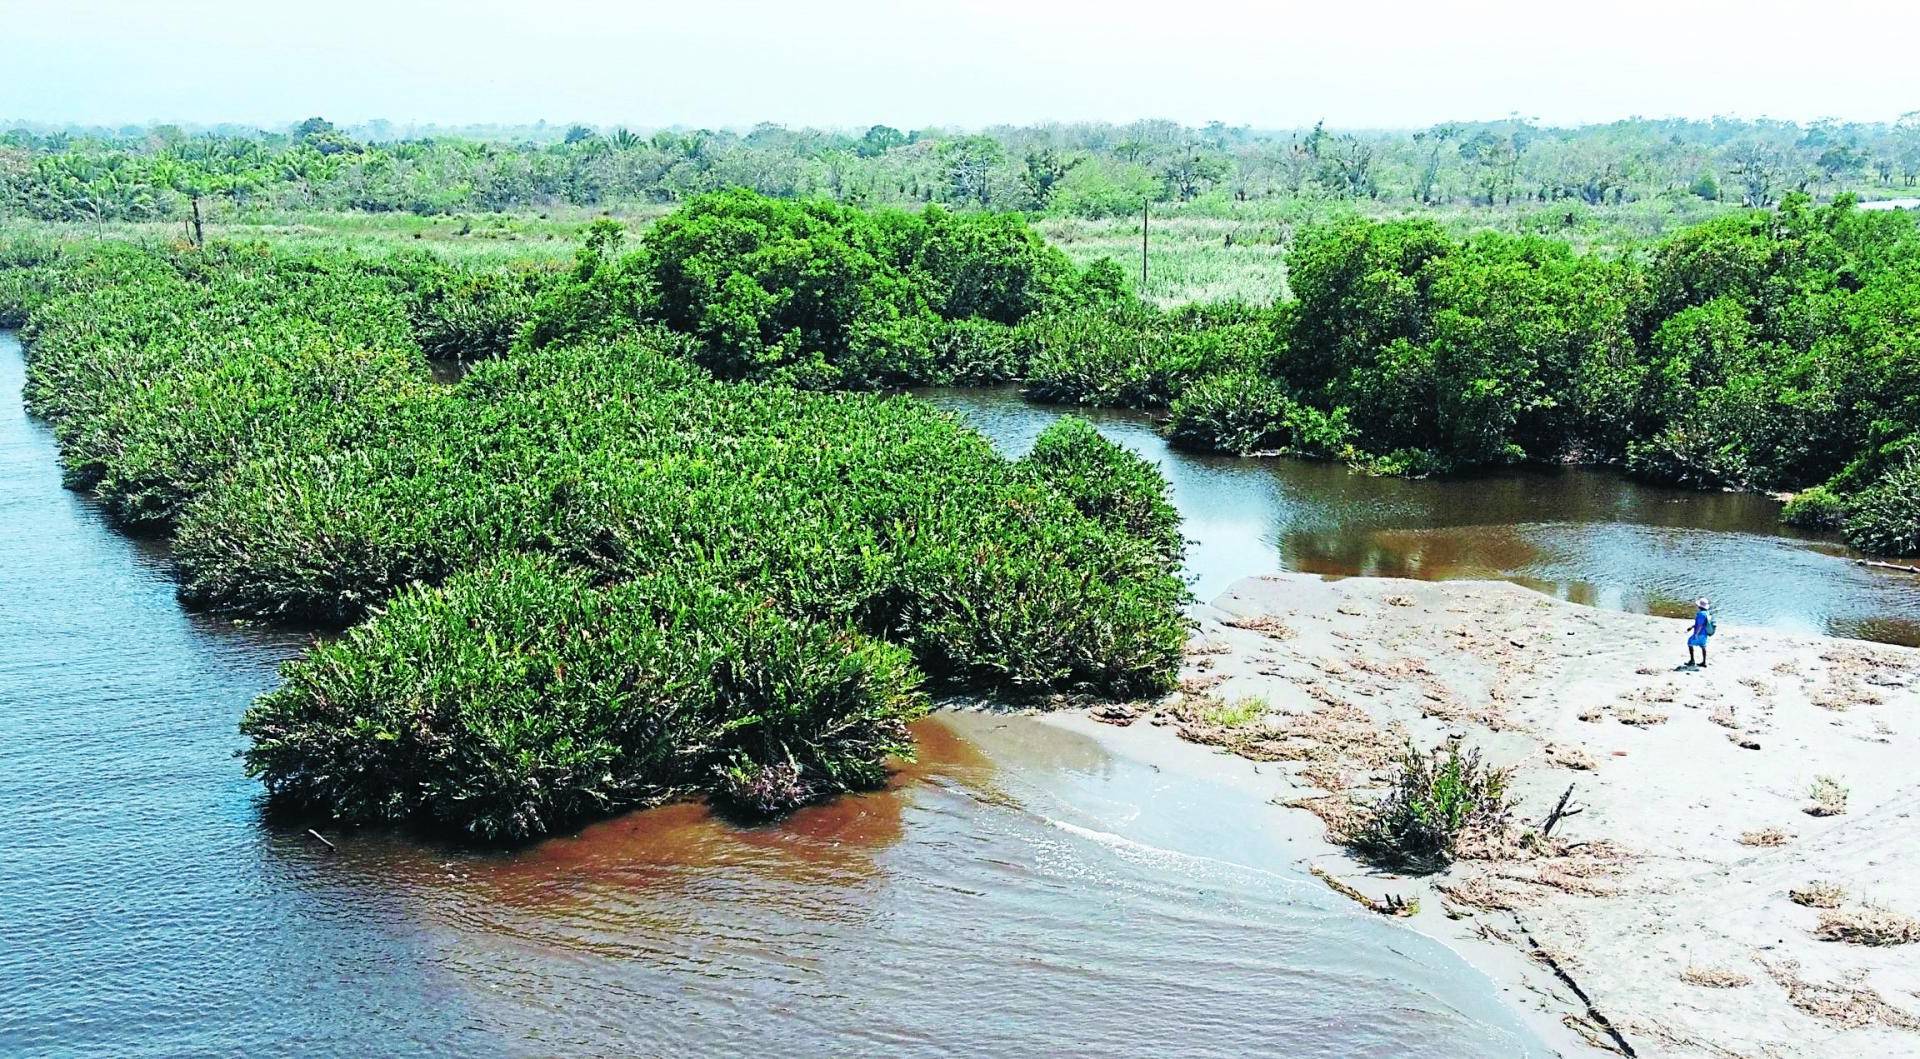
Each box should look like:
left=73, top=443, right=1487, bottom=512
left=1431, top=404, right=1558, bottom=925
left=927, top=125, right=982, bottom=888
left=241, top=557, right=926, bottom=839
left=1166, top=371, right=1353, bottom=456
left=1022, top=306, right=1272, bottom=408
left=1347, top=740, right=1512, bottom=870
left=1358, top=447, right=1451, bottom=479
left=1624, top=419, right=1752, bottom=489
left=1023, top=417, right=1184, bottom=564
left=515, top=221, right=660, bottom=350
left=1782, top=485, right=1849, bottom=529
left=629, top=190, right=1089, bottom=387
left=173, top=334, right=1187, bottom=697
left=18, top=250, right=425, bottom=525
left=408, top=263, right=551, bottom=360
left=1844, top=457, right=1920, bottom=556
left=927, top=316, right=1025, bottom=384
left=0, top=265, right=58, bottom=327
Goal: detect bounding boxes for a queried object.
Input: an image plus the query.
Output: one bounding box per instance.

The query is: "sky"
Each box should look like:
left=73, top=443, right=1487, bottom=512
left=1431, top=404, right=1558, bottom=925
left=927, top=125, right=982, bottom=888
left=3, top=0, right=1916, bottom=131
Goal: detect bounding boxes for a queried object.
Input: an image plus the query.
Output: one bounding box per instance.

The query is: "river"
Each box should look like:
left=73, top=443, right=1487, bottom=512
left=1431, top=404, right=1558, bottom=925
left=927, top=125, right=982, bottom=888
left=919, top=386, right=1920, bottom=646
left=1, top=330, right=1553, bottom=1055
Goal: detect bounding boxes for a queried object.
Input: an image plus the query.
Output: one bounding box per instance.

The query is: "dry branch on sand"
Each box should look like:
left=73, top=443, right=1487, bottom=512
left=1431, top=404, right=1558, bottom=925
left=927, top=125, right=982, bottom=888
left=1815, top=905, right=1920, bottom=946
left=1615, top=707, right=1668, bottom=727
left=1222, top=613, right=1296, bottom=638
left=1738, top=828, right=1790, bottom=847
left=1680, top=966, right=1753, bottom=989
left=1762, top=959, right=1920, bottom=1030
left=1805, top=776, right=1849, bottom=817
left=1308, top=865, right=1417, bottom=917
left=1438, top=874, right=1528, bottom=912
left=1789, top=881, right=1847, bottom=908
left=1545, top=744, right=1596, bottom=770
left=1178, top=695, right=1404, bottom=775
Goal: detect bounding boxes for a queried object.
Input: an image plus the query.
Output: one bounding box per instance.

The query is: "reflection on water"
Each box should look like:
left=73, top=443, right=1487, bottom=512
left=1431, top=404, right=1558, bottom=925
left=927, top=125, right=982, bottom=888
left=919, top=386, right=1920, bottom=646
left=1, top=333, right=1543, bottom=1057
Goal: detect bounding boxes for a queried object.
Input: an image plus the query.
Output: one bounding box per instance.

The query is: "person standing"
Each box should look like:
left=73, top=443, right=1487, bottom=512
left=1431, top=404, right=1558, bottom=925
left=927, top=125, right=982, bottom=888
left=1686, top=598, right=1715, bottom=668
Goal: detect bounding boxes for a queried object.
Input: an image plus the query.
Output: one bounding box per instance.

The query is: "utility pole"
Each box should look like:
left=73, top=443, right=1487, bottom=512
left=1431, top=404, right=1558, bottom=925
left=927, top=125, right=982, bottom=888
left=1140, top=199, right=1149, bottom=291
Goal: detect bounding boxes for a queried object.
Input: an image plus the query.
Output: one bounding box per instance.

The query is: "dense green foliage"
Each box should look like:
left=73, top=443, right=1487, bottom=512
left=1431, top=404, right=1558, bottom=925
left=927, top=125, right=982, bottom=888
left=1843, top=457, right=1920, bottom=556
left=1021, top=303, right=1274, bottom=408
left=641, top=190, right=1079, bottom=386
left=1165, top=372, right=1354, bottom=457
left=1781, top=485, right=1849, bottom=529
left=3, top=229, right=1188, bottom=839
left=519, top=192, right=1112, bottom=388
left=1021, top=418, right=1184, bottom=564
left=243, top=557, right=924, bottom=838
left=1030, top=196, right=1920, bottom=553
left=6, top=115, right=1917, bottom=225
left=6, top=176, right=1919, bottom=848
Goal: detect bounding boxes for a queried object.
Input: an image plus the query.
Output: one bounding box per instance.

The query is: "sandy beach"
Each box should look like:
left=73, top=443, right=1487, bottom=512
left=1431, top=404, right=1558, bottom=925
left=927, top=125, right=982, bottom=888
left=1048, top=572, right=1920, bottom=1058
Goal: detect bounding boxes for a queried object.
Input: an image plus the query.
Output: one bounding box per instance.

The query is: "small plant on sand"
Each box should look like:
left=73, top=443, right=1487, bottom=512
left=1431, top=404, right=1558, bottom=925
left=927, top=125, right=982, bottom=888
left=1815, top=905, right=1920, bottom=946
left=1186, top=693, right=1270, bottom=729
left=1347, top=738, right=1511, bottom=870
left=1739, top=828, right=1790, bottom=847
left=1805, top=776, right=1849, bottom=817
left=1790, top=881, right=1847, bottom=909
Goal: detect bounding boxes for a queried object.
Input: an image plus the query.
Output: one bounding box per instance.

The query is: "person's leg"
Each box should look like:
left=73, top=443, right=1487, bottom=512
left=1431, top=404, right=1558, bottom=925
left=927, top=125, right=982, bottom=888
left=1700, top=644, right=1707, bottom=669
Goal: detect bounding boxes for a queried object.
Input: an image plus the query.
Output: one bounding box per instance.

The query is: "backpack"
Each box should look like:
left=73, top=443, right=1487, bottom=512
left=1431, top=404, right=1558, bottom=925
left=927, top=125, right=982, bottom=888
left=1704, top=612, right=1716, bottom=637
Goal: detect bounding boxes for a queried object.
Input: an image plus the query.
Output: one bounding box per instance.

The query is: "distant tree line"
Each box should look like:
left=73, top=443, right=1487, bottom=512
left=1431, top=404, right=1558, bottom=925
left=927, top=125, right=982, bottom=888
left=4, top=114, right=1919, bottom=225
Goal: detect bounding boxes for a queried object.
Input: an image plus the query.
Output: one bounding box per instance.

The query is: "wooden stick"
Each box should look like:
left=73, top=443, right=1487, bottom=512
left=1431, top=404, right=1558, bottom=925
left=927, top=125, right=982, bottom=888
left=307, top=828, right=336, bottom=851
left=1510, top=911, right=1636, bottom=1056
left=1541, top=783, right=1583, bottom=838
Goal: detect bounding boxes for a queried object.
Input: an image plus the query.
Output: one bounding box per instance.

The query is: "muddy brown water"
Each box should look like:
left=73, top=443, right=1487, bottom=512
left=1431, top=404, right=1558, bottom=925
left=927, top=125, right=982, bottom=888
left=920, top=386, right=1920, bottom=647
left=1, top=333, right=1549, bottom=1056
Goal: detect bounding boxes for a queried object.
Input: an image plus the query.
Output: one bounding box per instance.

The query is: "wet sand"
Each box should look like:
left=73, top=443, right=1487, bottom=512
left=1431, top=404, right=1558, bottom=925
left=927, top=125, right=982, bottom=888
left=1062, top=573, right=1920, bottom=1056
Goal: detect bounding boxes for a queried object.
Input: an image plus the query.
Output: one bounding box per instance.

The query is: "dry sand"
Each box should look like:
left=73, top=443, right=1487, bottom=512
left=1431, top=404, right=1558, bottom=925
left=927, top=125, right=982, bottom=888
left=1059, top=572, right=1920, bottom=1058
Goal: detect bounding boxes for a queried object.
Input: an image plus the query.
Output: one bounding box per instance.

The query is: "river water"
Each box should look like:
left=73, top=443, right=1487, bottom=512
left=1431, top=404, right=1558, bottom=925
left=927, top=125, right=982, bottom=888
left=1, top=330, right=1549, bottom=1056
left=920, top=386, right=1920, bottom=646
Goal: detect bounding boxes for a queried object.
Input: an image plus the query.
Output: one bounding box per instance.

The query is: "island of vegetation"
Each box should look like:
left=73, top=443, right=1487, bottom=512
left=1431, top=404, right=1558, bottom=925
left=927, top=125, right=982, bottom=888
left=0, top=204, right=1189, bottom=840
left=3, top=117, right=1919, bottom=848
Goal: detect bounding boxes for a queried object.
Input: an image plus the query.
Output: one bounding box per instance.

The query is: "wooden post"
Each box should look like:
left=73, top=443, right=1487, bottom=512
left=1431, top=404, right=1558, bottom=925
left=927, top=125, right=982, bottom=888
left=1140, top=199, right=1149, bottom=291
left=189, top=195, right=204, bottom=247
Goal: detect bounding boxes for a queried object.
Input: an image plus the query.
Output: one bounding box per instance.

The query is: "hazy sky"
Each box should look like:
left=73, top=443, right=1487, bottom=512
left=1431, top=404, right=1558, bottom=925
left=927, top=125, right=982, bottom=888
left=4, top=0, right=1915, bottom=130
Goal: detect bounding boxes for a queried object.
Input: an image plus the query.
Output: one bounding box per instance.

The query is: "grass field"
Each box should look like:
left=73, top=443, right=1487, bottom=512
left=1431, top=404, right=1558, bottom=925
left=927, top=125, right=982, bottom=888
left=1036, top=193, right=1741, bottom=305
left=4, top=192, right=1744, bottom=305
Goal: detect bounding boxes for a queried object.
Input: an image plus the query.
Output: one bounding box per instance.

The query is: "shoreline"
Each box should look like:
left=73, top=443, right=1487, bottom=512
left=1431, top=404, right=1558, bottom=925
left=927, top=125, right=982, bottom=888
left=1031, top=572, right=1920, bottom=1057
left=1016, top=706, right=1592, bottom=1056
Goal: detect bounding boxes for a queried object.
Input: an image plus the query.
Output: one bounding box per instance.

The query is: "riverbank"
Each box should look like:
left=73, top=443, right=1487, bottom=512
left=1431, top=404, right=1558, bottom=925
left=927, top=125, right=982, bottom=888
left=1052, top=572, right=1920, bottom=1057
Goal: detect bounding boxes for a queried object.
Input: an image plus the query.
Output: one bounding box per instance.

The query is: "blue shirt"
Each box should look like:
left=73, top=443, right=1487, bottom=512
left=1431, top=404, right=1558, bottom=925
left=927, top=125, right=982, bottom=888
left=1693, top=610, right=1710, bottom=634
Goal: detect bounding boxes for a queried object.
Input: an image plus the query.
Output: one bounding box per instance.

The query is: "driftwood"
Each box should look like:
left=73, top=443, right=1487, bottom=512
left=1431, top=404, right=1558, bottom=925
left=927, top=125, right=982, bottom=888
left=1309, top=865, right=1416, bottom=917
left=1541, top=783, right=1584, bottom=839
left=307, top=829, right=337, bottom=851
left=1856, top=558, right=1920, bottom=575
left=1509, top=911, right=1637, bottom=1056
